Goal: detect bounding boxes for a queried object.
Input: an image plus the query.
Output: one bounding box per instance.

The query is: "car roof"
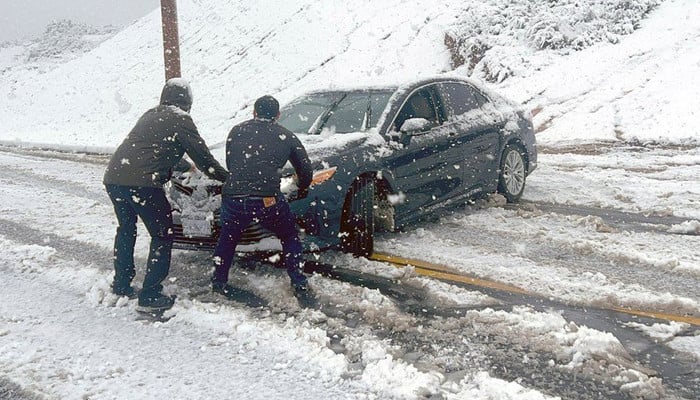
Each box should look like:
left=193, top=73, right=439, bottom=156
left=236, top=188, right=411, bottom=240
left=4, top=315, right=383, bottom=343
left=293, top=75, right=484, bottom=98
left=300, top=86, right=398, bottom=96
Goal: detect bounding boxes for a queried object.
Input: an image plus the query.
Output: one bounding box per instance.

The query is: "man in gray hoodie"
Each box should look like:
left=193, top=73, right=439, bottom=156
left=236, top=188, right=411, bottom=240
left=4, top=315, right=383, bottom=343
left=104, top=78, right=227, bottom=312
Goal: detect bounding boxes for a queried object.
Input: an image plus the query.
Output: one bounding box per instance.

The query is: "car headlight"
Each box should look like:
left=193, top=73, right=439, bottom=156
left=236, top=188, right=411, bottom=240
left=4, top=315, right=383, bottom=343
left=311, top=166, right=337, bottom=186
left=281, top=166, right=337, bottom=196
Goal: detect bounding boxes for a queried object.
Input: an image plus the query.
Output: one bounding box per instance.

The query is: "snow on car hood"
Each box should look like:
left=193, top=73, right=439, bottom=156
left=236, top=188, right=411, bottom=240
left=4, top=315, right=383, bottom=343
left=207, top=128, right=388, bottom=169
left=298, top=129, right=388, bottom=160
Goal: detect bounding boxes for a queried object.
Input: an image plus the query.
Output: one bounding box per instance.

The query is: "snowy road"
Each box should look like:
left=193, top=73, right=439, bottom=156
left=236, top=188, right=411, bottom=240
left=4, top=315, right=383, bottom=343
left=0, top=145, right=698, bottom=400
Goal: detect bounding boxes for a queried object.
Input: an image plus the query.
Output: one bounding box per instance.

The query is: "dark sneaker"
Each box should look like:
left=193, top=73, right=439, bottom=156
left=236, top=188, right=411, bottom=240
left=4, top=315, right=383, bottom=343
left=290, top=272, right=308, bottom=293
left=112, top=284, right=137, bottom=299
left=293, top=282, right=309, bottom=293
left=292, top=283, right=316, bottom=308
left=212, top=281, right=239, bottom=297
left=211, top=281, right=268, bottom=307
left=293, top=280, right=314, bottom=298
left=136, top=293, right=175, bottom=312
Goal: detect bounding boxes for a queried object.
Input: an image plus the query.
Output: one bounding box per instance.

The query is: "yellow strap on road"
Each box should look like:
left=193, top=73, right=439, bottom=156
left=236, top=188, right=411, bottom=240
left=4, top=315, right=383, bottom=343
left=370, top=252, right=700, bottom=327
left=370, top=253, right=531, bottom=295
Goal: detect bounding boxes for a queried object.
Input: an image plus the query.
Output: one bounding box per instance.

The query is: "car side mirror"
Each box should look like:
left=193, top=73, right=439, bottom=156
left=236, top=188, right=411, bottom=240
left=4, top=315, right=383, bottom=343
left=400, top=117, right=432, bottom=134
left=389, top=118, right=432, bottom=147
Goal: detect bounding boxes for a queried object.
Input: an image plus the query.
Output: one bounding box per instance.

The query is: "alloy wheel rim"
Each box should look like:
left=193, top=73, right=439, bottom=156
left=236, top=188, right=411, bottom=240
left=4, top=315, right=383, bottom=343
left=504, top=150, right=525, bottom=194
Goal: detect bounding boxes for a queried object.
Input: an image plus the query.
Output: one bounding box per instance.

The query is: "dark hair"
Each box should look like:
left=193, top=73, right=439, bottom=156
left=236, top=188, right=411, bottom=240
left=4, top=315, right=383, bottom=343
left=254, top=95, right=279, bottom=119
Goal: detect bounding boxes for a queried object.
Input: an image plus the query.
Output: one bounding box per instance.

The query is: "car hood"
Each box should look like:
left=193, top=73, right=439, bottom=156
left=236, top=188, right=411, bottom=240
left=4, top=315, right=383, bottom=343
left=297, top=130, right=386, bottom=161
left=209, top=129, right=387, bottom=167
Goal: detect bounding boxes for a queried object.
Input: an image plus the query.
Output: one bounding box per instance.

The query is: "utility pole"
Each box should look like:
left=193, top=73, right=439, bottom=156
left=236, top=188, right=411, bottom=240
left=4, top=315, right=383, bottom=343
left=160, top=0, right=181, bottom=80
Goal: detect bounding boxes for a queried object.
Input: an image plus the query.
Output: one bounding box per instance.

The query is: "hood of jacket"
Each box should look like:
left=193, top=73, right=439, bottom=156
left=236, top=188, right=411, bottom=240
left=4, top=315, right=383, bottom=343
left=160, top=77, right=193, bottom=112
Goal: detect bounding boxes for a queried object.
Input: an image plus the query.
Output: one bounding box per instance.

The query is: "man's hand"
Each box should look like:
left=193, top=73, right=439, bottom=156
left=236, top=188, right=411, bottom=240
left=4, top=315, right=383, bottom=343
left=175, top=158, right=194, bottom=173
left=297, top=187, right=309, bottom=199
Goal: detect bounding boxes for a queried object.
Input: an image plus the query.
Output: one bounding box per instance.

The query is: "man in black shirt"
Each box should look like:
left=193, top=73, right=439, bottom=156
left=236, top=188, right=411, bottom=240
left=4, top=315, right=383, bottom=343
left=104, top=78, right=228, bottom=312
left=212, top=95, right=313, bottom=297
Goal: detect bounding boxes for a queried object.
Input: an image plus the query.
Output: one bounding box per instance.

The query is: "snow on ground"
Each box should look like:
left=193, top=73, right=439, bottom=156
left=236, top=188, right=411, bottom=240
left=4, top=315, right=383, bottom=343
left=525, top=147, right=700, bottom=220
left=1, top=0, right=699, bottom=399
left=0, top=152, right=566, bottom=399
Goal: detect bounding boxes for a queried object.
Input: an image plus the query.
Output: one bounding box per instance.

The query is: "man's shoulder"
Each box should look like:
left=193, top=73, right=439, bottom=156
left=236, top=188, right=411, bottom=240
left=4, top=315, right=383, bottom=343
left=229, top=119, right=292, bottom=135
left=229, top=118, right=257, bottom=132
left=156, top=107, right=196, bottom=135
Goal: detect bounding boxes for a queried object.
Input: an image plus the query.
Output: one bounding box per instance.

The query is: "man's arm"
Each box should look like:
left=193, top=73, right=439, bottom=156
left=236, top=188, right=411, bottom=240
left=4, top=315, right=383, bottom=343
left=176, top=117, right=229, bottom=182
left=289, top=137, right=313, bottom=197
left=174, top=157, right=193, bottom=173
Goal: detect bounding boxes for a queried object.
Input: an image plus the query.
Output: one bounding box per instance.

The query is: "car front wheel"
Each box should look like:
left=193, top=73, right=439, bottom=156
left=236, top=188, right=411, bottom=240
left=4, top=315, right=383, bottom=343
left=497, top=143, right=527, bottom=202
left=340, top=176, right=375, bottom=257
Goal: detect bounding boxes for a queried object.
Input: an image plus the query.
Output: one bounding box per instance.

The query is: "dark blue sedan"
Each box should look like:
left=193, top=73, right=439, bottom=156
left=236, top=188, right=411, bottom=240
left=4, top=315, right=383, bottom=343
left=170, top=76, right=537, bottom=256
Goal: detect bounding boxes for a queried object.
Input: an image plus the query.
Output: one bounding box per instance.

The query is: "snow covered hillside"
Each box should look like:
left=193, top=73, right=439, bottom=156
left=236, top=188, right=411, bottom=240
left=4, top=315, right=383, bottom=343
left=1, top=0, right=698, bottom=151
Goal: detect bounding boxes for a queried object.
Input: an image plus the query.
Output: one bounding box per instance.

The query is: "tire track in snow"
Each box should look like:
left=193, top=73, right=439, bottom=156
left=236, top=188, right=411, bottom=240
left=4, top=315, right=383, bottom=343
left=0, top=218, right=113, bottom=271
left=381, top=207, right=700, bottom=314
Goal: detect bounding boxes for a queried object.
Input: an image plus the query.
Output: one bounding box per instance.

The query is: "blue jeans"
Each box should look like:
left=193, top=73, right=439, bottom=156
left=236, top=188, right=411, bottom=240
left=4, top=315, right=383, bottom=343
left=105, top=184, right=173, bottom=299
left=213, top=194, right=307, bottom=288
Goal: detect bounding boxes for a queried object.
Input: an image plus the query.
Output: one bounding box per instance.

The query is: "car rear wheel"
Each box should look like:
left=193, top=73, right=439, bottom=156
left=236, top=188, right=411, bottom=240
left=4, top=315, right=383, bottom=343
left=498, top=143, right=527, bottom=202
left=340, top=176, right=375, bottom=257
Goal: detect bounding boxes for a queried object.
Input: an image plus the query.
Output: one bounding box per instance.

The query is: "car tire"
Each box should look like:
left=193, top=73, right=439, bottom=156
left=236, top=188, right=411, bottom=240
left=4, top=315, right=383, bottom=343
left=497, top=143, right=527, bottom=203
left=340, top=176, right=375, bottom=257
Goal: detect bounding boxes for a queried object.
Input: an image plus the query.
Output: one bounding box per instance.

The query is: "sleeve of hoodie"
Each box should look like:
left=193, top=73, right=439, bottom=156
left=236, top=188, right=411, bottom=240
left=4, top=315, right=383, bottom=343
left=175, top=115, right=229, bottom=182
left=289, top=135, right=313, bottom=191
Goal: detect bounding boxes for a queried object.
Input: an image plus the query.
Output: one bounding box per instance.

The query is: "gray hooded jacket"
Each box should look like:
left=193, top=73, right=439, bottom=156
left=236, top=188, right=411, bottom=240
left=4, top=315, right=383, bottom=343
left=104, top=79, right=228, bottom=187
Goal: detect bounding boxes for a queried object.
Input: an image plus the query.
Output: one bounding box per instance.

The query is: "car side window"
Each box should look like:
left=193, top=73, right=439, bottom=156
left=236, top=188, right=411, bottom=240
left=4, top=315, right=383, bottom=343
left=439, top=82, right=486, bottom=119
left=394, top=86, right=442, bottom=132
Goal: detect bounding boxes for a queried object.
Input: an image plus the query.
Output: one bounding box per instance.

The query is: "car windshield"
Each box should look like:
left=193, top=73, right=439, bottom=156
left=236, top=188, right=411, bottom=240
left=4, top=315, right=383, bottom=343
left=279, top=90, right=393, bottom=134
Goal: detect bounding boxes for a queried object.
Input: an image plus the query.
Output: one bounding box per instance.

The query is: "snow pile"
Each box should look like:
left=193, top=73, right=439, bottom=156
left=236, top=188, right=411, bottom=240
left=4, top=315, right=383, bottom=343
left=668, top=220, right=700, bottom=235
left=468, top=307, right=664, bottom=398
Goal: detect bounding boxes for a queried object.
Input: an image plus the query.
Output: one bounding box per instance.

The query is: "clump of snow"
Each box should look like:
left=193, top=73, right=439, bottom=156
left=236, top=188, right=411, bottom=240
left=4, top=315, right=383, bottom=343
left=167, top=171, right=220, bottom=236
left=466, top=307, right=664, bottom=397
left=0, top=237, right=56, bottom=272
left=668, top=220, right=700, bottom=235
left=360, top=340, right=444, bottom=398
left=450, top=371, right=560, bottom=399
left=667, top=335, right=700, bottom=363
left=624, top=321, right=689, bottom=341
left=417, top=278, right=501, bottom=308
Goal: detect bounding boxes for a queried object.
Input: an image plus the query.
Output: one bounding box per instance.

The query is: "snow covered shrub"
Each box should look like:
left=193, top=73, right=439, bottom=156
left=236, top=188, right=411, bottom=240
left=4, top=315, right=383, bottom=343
left=446, top=0, right=662, bottom=82
left=444, top=33, right=490, bottom=73
left=26, top=20, right=117, bottom=62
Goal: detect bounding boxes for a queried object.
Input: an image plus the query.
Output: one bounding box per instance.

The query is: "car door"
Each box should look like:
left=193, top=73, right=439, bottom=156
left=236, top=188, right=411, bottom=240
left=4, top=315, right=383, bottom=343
left=384, top=84, right=466, bottom=223
left=437, top=82, right=501, bottom=196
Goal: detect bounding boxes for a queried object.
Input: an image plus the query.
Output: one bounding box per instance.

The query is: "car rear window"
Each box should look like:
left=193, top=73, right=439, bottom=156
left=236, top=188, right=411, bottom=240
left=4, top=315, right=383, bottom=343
left=439, top=82, right=488, bottom=117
